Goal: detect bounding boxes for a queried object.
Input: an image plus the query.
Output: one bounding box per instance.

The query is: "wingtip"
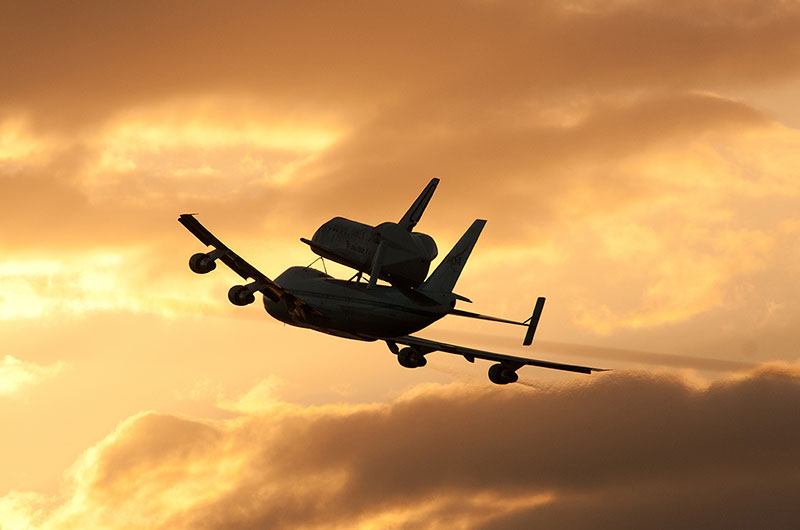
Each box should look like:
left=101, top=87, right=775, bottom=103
left=523, top=297, right=546, bottom=346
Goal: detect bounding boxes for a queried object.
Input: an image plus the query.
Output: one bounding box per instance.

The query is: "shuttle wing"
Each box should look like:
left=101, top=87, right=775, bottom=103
left=387, top=335, right=607, bottom=375
left=178, top=214, right=321, bottom=316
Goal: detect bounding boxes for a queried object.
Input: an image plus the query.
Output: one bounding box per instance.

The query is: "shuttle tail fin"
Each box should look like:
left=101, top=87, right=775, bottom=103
left=399, top=178, right=439, bottom=231
left=420, top=219, right=486, bottom=294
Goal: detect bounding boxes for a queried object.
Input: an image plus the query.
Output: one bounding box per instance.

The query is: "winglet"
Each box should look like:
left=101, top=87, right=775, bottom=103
left=523, top=297, right=546, bottom=346
left=398, top=178, right=439, bottom=231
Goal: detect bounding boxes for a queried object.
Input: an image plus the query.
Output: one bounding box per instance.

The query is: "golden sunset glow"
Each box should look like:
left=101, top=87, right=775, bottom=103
left=0, top=355, right=62, bottom=396
left=0, top=119, right=44, bottom=162
left=3, top=1, right=800, bottom=528
left=88, top=105, right=343, bottom=186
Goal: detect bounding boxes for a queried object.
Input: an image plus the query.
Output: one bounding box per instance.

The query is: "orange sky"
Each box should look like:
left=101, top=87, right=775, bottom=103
left=2, top=1, right=800, bottom=528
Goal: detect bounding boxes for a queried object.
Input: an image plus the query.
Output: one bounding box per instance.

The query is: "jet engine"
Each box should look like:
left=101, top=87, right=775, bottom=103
left=488, top=363, right=519, bottom=385
left=189, top=252, right=217, bottom=274
left=301, top=178, right=440, bottom=289
left=228, top=284, right=257, bottom=306
left=397, top=347, right=427, bottom=368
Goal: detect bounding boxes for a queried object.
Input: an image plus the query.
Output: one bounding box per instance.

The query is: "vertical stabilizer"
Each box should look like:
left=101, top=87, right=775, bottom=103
left=420, top=219, right=486, bottom=293
left=399, top=178, right=439, bottom=231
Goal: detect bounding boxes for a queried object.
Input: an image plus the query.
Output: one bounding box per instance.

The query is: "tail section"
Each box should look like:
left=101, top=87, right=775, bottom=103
left=398, top=178, right=439, bottom=231
left=420, top=219, right=486, bottom=293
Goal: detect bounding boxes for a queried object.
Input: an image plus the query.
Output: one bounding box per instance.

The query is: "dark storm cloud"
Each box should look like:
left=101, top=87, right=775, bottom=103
left=477, top=475, right=800, bottom=530
left=35, top=366, right=800, bottom=529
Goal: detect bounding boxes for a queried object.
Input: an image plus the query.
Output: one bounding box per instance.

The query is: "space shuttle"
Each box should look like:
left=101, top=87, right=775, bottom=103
left=301, top=178, right=440, bottom=289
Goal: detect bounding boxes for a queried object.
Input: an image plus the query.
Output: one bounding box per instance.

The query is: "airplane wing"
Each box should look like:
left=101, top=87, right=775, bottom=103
left=178, top=214, right=321, bottom=316
left=386, top=335, right=607, bottom=375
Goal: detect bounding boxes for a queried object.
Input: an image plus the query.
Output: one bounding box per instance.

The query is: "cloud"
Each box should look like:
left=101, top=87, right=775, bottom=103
left=3, top=0, right=799, bottom=247
left=4, top=0, right=800, bottom=128
left=5, top=366, right=800, bottom=529
left=1, top=90, right=797, bottom=351
left=293, top=91, right=773, bottom=226
left=0, top=355, right=62, bottom=396
left=217, top=376, right=285, bottom=414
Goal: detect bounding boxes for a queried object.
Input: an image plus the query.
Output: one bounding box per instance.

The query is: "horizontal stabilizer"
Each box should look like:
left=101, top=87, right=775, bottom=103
left=523, top=297, right=546, bottom=346
left=449, top=296, right=546, bottom=346
left=450, top=309, right=527, bottom=327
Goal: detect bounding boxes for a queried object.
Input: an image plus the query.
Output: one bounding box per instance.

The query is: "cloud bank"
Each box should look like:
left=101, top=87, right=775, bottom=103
left=6, top=366, right=799, bottom=529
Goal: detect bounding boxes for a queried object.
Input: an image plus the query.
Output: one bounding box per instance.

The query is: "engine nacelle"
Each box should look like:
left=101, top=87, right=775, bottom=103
left=308, top=217, right=438, bottom=288
left=228, top=284, right=256, bottom=306
left=488, top=363, right=518, bottom=385
left=397, top=347, right=427, bottom=368
left=189, top=252, right=217, bottom=274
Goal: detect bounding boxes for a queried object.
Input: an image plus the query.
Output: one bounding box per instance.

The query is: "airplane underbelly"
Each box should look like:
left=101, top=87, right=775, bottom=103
left=266, top=298, right=431, bottom=338
left=314, top=298, right=434, bottom=338
left=268, top=268, right=447, bottom=340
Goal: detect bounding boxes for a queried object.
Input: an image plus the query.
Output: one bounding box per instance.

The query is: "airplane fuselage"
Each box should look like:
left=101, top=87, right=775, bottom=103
left=264, top=266, right=452, bottom=341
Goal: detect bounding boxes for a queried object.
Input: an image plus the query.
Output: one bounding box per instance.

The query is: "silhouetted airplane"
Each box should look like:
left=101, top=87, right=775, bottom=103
left=179, top=179, right=607, bottom=384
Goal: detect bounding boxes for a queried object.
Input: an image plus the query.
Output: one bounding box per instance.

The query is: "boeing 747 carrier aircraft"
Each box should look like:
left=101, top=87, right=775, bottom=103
left=179, top=179, right=606, bottom=384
